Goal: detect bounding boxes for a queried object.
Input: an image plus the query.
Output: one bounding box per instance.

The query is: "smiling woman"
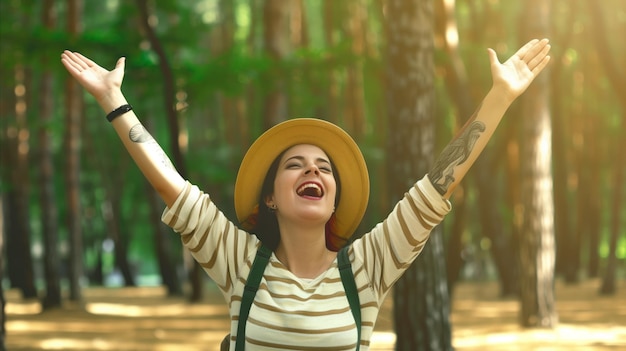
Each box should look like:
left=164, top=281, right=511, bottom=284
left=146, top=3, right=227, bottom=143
left=60, top=37, right=550, bottom=350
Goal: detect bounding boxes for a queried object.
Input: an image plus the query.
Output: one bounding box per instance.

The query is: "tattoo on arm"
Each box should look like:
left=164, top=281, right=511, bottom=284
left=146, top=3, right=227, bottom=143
left=429, top=104, right=486, bottom=195
left=129, top=124, right=177, bottom=170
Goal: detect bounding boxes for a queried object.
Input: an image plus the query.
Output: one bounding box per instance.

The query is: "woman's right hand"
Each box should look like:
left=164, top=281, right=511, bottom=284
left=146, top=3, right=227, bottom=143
left=61, top=51, right=126, bottom=109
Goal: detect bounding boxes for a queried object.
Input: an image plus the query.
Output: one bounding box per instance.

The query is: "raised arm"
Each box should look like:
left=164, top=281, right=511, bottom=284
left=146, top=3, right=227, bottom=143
left=61, top=50, right=185, bottom=207
left=428, top=38, right=551, bottom=199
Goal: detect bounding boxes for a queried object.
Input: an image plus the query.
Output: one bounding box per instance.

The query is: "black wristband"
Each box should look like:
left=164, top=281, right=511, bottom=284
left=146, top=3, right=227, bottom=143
left=106, top=104, right=133, bottom=122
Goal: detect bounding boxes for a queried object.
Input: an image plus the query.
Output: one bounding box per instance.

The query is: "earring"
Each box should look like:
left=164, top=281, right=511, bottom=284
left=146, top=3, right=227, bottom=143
left=268, top=204, right=277, bottom=212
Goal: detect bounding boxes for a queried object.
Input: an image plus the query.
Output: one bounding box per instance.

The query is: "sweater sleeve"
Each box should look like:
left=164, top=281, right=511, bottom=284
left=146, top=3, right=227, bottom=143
left=351, top=174, right=451, bottom=300
left=161, top=181, right=259, bottom=295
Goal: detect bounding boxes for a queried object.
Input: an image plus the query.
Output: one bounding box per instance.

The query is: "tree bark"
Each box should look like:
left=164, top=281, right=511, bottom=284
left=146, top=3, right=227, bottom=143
left=146, top=182, right=183, bottom=296
left=435, top=0, right=519, bottom=296
left=65, top=0, right=84, bottom=302
left=136, top=0, right=197, bottom=301
left=549, top=0, right=577, bottom=279
left=599, top=136, right=624, bottom=295
left=0, top=197, right=6, bottom=350
left=586, top=0, right=626, bottom=295
left=262, top=0, right=292, bottom=128
left=343, top=0, right=367, bottom=139
left=434, top=0, right=468, bottom=295
left=385, top=0, right=453, bottom=349
left=518, top=0, right=558, bottom=328
left=323, top=0, right=340, bottom=125
left=39, top=0, right=62, bottom=309
left=102, top=194, right=136, bottom=287
left=6, top=64, right=37, bottom=299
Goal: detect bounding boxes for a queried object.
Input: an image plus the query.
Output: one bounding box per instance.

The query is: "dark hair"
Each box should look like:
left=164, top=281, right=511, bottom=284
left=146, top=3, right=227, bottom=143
left=249, top=147, right=342, bottom=251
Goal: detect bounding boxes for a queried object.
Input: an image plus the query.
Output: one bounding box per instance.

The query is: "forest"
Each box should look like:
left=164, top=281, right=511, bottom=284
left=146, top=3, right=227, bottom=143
left=0, top=0, right=624, bottom=350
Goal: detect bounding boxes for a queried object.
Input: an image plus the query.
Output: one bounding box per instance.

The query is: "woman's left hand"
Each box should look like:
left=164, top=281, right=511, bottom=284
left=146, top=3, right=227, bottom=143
left=489, top=38, right=551, bottom=101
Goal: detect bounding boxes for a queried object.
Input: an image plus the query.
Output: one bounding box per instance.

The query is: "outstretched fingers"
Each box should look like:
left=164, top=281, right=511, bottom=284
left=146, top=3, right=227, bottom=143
left=62, top=51, right=90, bottom=71
left=519, top=39, right=550, bottom=63
left=527, top=43, right=551, bottom=73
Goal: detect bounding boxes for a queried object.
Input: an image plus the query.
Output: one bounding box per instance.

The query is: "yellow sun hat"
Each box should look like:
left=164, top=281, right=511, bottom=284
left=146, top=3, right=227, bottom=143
left=234, top=118, right=370, bottom=241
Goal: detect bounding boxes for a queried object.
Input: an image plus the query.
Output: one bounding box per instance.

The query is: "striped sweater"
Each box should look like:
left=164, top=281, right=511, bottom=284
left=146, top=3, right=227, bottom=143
left=161, top=174, right=451, bottom=350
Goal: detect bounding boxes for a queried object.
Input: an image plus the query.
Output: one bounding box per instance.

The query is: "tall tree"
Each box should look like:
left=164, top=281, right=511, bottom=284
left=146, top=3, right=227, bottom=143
left=39, top=0, right=62, bottom=309
left=385, top=0, right=453, bottom=350
left=434, top=0, right=470, bottom=294
left=1, top=1, right=37, bottom=300
left=586, top=0, right=625, bottom=295
left=0, top=198, right=6, bottom=350
left=65, top=0, right=84, bottom=301
left=5, top=63, right=37, bottom=299
left=262, top=0, right=293, bottom=128
left=343, top=0, right=367, bottom=139
left=435, top=0, right=519, bottom=296
left=136, top=0, right=196, bottom=300
left=549, top=0, right=576, bottom=281
left=518, top=0, right=557, bottom=328
left=322, top=0, right=341, bottom=125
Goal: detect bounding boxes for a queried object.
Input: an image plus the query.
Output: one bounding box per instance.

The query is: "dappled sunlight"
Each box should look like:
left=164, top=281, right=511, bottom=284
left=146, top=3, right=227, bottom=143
left=86, top=302, right=227, bottom=317
left=454, top=324, right=626, bottom=350
left=370, top=332, right=396, bottom=350
left=5, top=280, right=625, bottom=350
left=449, top=280, right=626, bottom=350
left=5, top=299, right=42, bottom=315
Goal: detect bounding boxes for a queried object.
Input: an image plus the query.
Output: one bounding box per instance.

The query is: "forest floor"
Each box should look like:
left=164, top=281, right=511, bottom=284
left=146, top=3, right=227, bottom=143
left=4, top=278, right=626, bottom=351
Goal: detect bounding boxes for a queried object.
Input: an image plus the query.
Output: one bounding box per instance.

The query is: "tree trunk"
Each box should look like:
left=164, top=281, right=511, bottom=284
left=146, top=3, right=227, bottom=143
left=433, top=0, right=468, bottom=294
left=0, top=197, right=6, bottom=350
left=435, top=0, right=518, bottom=296
left=475, top=151, right=519, bottom=296
left=39, top=0, right=62, bottom=309
left=6, top=64, right=37, bottom=299
left=65, top=0, right=84, bottom=302
left=599, top=135, right=624, bottom=295
left=518, top=0, right=557, bottom=328
left=586, top=0, right=626, bottom=295
left=323, top=0, right=340, bottom=125
left=343, top=0, right=367, bottom=139
left=385, top=0, right=453, bottom=349
left=136, top=0, right=196, bottom=301
left=146, top=182, right=183, bottom=296
left=549, top=1, right=577, bottom=279
left=262, top=0, right=292, bottom=128
left=102, top=194, right=136, bottom=287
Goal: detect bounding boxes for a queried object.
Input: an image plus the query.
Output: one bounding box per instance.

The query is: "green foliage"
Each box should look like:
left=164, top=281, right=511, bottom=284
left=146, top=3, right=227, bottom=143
left=1, top=0, right=625, bottom=291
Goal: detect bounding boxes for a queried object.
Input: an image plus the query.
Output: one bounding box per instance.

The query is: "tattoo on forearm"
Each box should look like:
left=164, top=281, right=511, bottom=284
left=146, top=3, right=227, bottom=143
left=429, top=104, right=486, bottom=195
left=129, top=124, right=154, bottom=143
left=129, top=123, right=176, bottom=170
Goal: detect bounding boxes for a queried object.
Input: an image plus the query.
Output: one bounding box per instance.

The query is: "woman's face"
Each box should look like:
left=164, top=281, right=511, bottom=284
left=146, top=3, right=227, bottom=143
left=266, top=144, right=337, bottom=227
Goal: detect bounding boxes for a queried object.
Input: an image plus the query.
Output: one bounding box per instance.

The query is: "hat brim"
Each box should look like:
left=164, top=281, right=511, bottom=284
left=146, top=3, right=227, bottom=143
left=234, top=118, right=369, bottom=240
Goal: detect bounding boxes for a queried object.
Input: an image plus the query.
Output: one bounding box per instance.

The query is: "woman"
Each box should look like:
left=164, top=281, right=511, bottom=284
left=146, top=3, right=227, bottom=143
left=61, top=38, right=550, bottom=350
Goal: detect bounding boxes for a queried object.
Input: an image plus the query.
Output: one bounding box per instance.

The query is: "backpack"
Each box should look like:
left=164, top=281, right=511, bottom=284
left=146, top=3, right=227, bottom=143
left=221, top=244, right=362, bottom=351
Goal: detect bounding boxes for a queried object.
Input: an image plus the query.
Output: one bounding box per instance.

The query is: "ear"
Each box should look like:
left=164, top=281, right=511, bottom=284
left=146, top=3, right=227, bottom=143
left=264, top=194, right=275, bottom=208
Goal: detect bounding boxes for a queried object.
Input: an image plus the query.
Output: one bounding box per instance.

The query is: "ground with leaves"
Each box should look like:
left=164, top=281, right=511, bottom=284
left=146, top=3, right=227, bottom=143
left=5, top=279, right=625, bottom=350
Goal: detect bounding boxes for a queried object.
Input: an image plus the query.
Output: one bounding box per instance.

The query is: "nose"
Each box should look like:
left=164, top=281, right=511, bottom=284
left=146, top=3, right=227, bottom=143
left=304, top=164, right=319, bottom=175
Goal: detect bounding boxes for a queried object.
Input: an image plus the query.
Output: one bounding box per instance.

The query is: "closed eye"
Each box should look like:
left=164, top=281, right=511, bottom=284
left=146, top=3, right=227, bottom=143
left=320, top=166, right=332, bottom=173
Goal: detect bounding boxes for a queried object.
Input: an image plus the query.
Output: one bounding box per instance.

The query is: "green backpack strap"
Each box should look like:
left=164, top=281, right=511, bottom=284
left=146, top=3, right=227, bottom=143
left=234, top=244, right=361, bottom=351
left=235, top=244, right=272, bottom=351
left=338, top=245, right=361, bottom=351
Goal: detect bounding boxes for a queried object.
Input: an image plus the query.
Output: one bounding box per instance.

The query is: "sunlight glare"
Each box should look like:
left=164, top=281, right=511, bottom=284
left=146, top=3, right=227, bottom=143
left=370, top=331, right=396, bottom=348
left=444, top=0, right=459, bottom=48
left=6, top=301, right=42, bottom=315
left=86, top=302, right=227, bottom=317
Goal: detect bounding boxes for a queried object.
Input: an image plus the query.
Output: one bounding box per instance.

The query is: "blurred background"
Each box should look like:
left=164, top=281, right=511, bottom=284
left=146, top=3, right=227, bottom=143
left=0, top=0, right=624, bottom=350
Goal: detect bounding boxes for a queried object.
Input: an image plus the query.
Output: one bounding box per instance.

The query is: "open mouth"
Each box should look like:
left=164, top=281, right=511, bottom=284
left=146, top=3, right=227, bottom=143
left=296, top=182, right=324, bottom=198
